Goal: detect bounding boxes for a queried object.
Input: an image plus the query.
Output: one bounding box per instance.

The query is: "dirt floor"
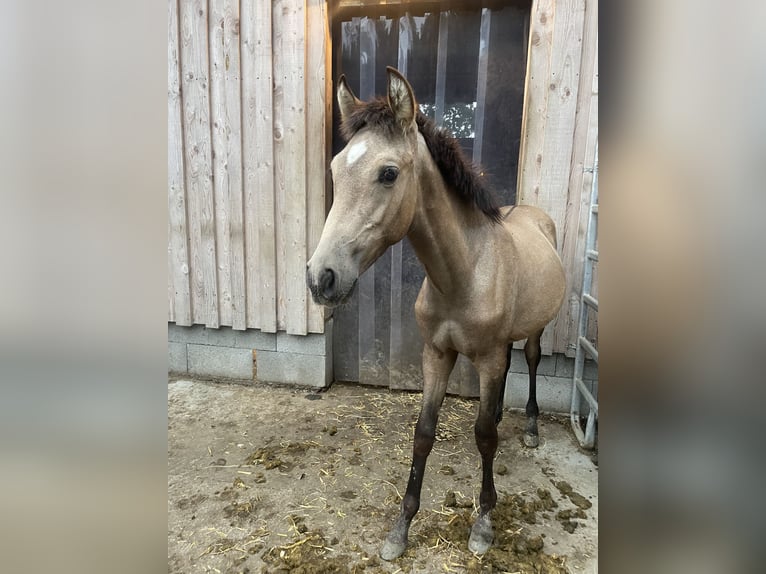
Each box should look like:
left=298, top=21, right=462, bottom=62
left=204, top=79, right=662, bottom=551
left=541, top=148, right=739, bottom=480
left=168, top=378, right=597, bottom=573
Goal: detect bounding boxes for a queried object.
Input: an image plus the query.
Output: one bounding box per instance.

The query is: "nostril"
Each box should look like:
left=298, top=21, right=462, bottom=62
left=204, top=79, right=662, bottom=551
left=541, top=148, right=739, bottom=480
left=320, top=268, right=336, bottom=297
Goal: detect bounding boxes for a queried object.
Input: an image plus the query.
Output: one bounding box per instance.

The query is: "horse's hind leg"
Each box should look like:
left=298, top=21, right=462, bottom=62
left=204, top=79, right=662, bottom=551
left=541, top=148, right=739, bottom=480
left=523, top=330, right=543, bottom=448
left=380, top=345, right=457, bottom=561
left=494, top=345, right=512, bottom=425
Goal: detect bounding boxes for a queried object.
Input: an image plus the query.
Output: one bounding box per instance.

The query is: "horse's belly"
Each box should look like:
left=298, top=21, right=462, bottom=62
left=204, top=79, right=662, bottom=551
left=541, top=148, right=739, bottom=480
left=430, top=319, right=470, bottom=354
left=422, top=306, right=509, bottom=359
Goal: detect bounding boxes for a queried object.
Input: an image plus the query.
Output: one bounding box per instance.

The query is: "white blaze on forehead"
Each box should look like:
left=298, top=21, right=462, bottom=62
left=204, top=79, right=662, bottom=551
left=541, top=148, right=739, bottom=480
left=345, top=140, right=368, bottom=167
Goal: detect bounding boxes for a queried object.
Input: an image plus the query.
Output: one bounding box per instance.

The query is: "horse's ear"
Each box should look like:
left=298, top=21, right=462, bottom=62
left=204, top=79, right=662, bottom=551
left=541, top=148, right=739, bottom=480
left=386, top=67, right=416, bottom=130
left=337, top=75, right=360, bottom=121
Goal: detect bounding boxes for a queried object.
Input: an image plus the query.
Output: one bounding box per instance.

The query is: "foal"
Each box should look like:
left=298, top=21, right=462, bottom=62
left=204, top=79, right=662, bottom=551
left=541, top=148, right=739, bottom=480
left=307, top=68, right=565, bottom=559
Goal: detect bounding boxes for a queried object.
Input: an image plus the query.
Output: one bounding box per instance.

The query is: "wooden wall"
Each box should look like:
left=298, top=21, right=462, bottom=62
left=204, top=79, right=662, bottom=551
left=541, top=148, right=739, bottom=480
left=168, top=0, right=330, bottom=334
left=517, top=0, right=598, bottom=356
left=168, top=0, right=598, bottom=355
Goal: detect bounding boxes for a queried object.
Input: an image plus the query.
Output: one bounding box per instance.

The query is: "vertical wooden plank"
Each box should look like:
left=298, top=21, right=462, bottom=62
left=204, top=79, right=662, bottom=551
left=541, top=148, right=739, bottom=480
left=168, top=0, right=177, bottom=324
left=255, top=0, right=277, bottom=332
left=242, top=0, right=277, bottom=331
left=169, top=0, right=192, bottom=326
left=272, top=0, right=288, bottom=331
left=209, top=0, right=245, bottom=329
left=180, top=0, right=219, bottom=327
left=517, top=0, right=554, bottom=205
left=472, top=8, right=491, bottom=165
left=537, top=0, right=585, bottom=355
left=306, top=0, right=329, bottom=334
left=226, top=0, right=247, bottom=331
left=554, top=0, right=598, bottom=356
left=209, top=1, right=232, bottom=328
left=240, top=0, right=257, bottom=330
left=282, top=0, right=308, bottom=335
left=537, top=0, right=585, bottom=244
left=168, top=223, right=175, bottom=322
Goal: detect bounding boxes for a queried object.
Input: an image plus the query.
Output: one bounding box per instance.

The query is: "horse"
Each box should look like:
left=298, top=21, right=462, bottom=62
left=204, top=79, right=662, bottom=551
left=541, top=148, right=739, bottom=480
left=307, top=67, right=565, bottom=560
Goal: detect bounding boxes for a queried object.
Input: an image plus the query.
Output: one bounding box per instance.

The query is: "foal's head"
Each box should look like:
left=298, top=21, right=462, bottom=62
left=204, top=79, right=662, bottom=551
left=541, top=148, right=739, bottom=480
left=307, top=68, right=419, bottom=307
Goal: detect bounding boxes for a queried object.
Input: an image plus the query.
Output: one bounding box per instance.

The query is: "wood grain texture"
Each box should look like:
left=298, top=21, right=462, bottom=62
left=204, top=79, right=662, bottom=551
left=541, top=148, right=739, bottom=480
left=555, top=0, right=598, bottom=356
left=538, top=0, right=585, bottom=355
left=254, top=0, right=278, bottom=332
left=168, top=0, right=192, bottom=326
left=281, top=0, right=308, bottom=335
left=168, top=23, right=175, bottom=329
left=170, top=0, right=328, bottom=335
left=168, top=0, right=594, bottom=353
left=209, top=0, right=246, bottom=329
left=518, top=0, right=586, bottom=354
left=180, top=0, right=219, bottom=327
left=271, top=0, right=287, bottom=332
left=305, top=0, right=330, bottom=333
left=241, top=0, right=277, bottom=331
left=517, top=0, right=554, bottom=208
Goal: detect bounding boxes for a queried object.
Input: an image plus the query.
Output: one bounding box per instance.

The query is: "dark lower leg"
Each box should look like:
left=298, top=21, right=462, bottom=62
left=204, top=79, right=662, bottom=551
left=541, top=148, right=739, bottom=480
left=524, top=333, right=542, bottom=447
left=476, top=418, right=499, bottom=513
left=380, top=408, right=437, bottom=559
left=381, top=346, right=454, bottom=560
left=402, top=409, right=438, bottom=518
left=469, top=398, right=500, bottom=554
left=494, top=346, right=512, bottom=425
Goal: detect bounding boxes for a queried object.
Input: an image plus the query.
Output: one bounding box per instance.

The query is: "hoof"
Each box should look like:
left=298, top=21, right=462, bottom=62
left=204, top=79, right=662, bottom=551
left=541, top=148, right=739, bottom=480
left=380, top=538, right=407, bottom=561
left=523, top=433, right=540, bottom=448
left=468, top=514, right=494, bottom=555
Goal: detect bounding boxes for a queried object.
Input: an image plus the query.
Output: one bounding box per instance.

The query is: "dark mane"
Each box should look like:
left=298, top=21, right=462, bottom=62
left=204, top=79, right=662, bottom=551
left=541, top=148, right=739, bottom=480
left=340, top=99, right=503, bottom=224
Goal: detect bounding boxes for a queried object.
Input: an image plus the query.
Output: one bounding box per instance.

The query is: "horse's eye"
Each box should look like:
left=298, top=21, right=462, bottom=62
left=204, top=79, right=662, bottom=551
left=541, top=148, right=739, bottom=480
left=378, top=166, right=399, bottom=185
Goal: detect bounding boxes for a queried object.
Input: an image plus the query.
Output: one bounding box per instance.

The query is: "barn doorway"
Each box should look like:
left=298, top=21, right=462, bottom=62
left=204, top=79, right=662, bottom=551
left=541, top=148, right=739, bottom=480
left=330, top=1, right=531, bottom=395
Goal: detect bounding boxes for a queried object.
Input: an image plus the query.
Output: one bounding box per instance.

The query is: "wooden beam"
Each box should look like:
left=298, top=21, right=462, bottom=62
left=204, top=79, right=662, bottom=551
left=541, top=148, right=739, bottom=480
left=241, top=0, right=277, bottom=331
left=209, top=0, right=246, bottom=330
left=282, top=0, right=308, bottom=334
left=306, top=0, right=330, bottom=333
left=180, top=0, right=219, bottom=327
left=168, top=0, right=192, bottom=326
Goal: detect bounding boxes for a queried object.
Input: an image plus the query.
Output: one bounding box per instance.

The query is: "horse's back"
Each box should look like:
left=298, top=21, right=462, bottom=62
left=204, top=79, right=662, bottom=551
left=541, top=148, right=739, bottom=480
left=501, top=204, right=558, bottom=249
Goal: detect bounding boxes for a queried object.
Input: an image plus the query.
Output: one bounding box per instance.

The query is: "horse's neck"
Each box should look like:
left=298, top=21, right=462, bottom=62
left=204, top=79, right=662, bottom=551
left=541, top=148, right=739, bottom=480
left=407, top=138, right=488, bottom=297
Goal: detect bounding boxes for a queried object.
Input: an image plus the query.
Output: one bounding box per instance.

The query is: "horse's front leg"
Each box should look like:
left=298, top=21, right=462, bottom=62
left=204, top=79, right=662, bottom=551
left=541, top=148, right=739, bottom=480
left=380, top=344, right=457, bottom=561
left=468, top=351, right=507, bottom=554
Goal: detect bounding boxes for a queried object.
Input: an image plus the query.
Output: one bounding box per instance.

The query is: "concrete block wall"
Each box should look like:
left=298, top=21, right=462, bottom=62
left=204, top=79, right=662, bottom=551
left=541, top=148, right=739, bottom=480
left=168, top=323, right=597, bottom=415
left=502, top=349, right=598, bottom=415
left=168, top=321, right=333, bottom=388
